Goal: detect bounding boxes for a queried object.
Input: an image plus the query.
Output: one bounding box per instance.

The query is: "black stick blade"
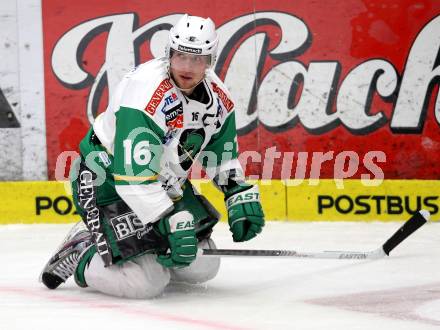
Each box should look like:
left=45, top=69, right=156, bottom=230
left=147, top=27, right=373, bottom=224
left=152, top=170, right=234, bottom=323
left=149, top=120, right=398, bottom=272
left=382, top=210, right=429, bottom=256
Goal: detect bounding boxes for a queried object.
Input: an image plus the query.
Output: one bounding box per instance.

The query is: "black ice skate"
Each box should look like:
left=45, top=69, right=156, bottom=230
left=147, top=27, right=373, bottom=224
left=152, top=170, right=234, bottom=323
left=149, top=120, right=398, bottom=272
left=40, top=222, right=92, bottom=289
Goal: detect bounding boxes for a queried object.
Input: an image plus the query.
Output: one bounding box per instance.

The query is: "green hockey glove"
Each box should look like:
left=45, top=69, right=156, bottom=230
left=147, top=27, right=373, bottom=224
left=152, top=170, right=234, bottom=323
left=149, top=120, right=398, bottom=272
left=155, top=211, right=198, bottom=268
left=225, top=184, right=265, bottom=242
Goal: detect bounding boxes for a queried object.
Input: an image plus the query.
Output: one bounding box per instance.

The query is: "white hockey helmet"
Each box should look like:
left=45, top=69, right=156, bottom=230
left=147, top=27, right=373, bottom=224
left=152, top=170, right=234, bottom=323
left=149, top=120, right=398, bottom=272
left=167, top=14, right=219, bottom=66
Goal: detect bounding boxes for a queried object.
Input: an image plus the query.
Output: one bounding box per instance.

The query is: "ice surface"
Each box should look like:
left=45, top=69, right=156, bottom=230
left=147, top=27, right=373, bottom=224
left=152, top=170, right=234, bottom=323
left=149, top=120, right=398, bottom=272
left=0, top=221, right=439, bottom=330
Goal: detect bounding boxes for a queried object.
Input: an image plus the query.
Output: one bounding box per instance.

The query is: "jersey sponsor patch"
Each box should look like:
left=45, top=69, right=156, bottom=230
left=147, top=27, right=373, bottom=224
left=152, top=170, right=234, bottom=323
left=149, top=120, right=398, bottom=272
left=164, top=102, right=184, bottom=129
left=77, top=165, right=111, bottom=265
left=110, top=211, right=145, bottom=241
left=168, top=92, right=178, bottom=102
left=211, top=82, right=234, bottom=112
left=160, top=92, right=179, bottom=114
left=145, top=79, right=173, bottom=115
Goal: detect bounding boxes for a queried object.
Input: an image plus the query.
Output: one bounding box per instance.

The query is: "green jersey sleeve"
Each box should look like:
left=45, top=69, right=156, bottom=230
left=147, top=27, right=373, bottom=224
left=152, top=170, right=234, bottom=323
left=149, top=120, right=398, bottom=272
left=201, top=111, right=239, bottom=169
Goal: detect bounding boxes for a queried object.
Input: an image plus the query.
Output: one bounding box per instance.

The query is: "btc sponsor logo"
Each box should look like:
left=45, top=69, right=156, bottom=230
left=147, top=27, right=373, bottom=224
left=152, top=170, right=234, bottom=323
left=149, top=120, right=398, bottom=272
left=160, top=92, right=178, bottom=112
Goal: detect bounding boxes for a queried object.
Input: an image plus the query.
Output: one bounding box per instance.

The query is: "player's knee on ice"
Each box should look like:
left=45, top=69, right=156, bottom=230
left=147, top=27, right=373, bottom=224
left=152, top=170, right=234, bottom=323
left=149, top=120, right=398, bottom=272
left=83, top=239, right=219, bottom=298
left=85, top=253, right=170, bottom=299
left=170, top=238, right=220, bottom=284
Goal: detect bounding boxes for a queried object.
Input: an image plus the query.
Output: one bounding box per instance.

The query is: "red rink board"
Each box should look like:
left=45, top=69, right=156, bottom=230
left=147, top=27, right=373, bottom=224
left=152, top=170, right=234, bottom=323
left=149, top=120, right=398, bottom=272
left=42, top=0, right=440, bottom=180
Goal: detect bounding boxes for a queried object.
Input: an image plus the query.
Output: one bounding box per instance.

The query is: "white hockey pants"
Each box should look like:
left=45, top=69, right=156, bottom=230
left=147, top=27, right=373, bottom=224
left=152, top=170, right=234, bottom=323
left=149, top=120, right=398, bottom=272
left=82, top=238, right=220, bottom=299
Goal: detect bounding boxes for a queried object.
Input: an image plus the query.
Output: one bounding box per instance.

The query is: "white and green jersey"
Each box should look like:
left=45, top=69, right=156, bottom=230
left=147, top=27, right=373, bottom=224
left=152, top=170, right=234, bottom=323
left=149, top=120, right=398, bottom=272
left=90, top=57, right=243, bottom=225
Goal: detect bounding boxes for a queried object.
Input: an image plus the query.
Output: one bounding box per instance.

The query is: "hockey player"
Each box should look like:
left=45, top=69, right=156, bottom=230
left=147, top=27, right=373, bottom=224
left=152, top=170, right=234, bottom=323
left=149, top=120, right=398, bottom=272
left=40, top=14, right=265, bottom=299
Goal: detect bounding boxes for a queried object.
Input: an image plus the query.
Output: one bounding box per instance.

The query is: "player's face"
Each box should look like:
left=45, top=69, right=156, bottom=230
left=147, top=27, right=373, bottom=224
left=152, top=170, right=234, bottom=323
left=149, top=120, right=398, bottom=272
left=170, top=51, right=210, bottom=92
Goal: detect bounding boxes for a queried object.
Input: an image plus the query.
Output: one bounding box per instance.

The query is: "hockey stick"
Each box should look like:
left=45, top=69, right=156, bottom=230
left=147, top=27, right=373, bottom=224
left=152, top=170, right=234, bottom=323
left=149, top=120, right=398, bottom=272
left=201, top=210, right=430, bottom=260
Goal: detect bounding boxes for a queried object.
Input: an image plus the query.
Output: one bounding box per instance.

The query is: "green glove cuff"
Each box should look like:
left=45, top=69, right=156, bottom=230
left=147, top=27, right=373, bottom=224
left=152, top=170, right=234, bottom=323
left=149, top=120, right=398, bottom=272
left=156, top=211, right=195, bottom=236
left=225, top=184, right=265, bottom=242
left=223, top=182, right=253, bottom=199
